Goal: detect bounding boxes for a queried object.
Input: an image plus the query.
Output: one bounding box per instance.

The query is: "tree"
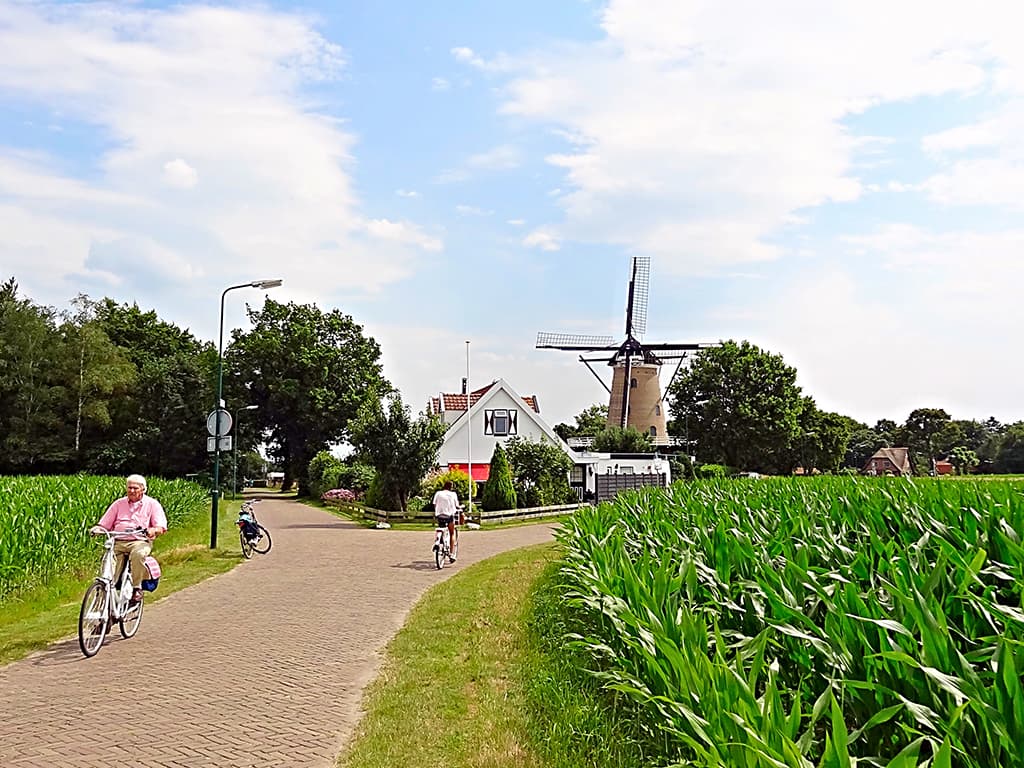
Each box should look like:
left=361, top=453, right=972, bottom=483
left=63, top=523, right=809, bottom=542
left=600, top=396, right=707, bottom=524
left=58, top=296, right=135, bottom=463
left=554, top=404, right=609, bottom=441
left=481, top=443, right=516, bottom=511
left=666, top=340, right=803, bottom=473
left=948, top=446, right=979, bottom=475
left=349, top=393, right=446, bottom=512
left=994, top=423, right=1024, bottom=474
left=93, top=299, right=215, bottom=477
left=0, top=278, right=66, bottom=472
left=504, top=436, right=574, bottom=507
left=592, top=425, right=653, bottom=453
left=228, top=299, right=390, bottom=495
left=899, top=408, right=953, bottom=474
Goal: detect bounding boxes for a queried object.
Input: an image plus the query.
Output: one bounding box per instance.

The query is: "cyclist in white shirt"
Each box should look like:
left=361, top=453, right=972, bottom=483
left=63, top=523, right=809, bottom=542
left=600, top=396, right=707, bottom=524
left=432, top=481, right=460, bottom=562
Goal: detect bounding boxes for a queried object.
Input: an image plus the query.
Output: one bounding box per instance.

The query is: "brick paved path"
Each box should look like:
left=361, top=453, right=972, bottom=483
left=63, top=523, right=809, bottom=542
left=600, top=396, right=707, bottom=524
left=0, top=498, right=557, bottom=767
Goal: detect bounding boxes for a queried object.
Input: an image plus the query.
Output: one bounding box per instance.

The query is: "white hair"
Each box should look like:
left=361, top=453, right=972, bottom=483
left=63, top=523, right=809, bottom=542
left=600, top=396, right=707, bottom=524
left=126, top=474, right=147, bottom=490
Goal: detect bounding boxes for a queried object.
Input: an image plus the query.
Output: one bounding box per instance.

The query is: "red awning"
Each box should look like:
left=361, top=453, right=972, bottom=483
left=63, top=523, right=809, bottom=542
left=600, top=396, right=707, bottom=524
left=448, top=463, right=490, bottom=481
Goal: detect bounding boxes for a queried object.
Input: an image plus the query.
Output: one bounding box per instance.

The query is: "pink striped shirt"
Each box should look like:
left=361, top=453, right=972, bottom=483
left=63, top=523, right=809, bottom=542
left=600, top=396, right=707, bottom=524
left=97, top=496, right=168, bottom=538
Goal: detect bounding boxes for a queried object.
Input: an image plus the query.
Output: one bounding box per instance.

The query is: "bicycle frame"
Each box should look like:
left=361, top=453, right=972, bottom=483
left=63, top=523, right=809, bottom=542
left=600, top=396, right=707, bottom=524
left=93, top=531, right=146, bottom=621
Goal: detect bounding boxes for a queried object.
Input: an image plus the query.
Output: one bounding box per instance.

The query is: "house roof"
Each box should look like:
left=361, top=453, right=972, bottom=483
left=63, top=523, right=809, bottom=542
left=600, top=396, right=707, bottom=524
left=439, top=378, right=574, bottom=460
left=429, top=381, right=539, bottom=414
left=865, top=446, right=912, bottom=475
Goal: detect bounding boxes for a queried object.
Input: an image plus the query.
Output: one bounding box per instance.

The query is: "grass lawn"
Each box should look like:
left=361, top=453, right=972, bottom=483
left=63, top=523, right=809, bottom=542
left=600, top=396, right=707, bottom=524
left=0, top=497, right=248, bottom=666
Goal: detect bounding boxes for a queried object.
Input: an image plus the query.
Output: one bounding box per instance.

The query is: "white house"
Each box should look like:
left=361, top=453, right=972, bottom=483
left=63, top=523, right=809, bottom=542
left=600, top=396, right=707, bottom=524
left=429, top=378, right=671, bottom=501
left=428, top=378, right=574, bottom=481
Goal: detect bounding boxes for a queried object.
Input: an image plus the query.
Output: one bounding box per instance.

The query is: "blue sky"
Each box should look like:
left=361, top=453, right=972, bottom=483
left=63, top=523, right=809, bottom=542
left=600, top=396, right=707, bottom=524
left=2, top=0, right=1022, bottom=431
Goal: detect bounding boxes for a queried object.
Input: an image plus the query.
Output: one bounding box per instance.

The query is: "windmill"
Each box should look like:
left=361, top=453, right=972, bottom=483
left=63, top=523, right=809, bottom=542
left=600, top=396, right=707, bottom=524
left=536, top=256, right=719, bottom=443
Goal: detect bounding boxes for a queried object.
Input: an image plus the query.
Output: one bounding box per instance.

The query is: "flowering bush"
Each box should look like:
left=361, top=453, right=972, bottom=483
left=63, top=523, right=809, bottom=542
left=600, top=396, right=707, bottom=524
left=322, top=488, right=358, bottom=502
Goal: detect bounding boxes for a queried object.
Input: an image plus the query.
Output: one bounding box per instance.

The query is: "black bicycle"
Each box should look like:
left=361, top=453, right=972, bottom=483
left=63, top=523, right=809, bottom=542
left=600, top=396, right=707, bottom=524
left=237, top=500, right=272, bottom=559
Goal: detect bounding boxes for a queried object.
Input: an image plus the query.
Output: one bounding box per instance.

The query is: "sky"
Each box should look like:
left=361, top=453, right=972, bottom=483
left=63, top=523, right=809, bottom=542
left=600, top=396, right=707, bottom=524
left=2, top=0, right=1022, bottom=432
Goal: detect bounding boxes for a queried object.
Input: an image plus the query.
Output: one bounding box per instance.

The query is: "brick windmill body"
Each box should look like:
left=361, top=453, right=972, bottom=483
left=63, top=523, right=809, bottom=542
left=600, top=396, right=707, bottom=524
left=537, top=257, right=717, bottom=445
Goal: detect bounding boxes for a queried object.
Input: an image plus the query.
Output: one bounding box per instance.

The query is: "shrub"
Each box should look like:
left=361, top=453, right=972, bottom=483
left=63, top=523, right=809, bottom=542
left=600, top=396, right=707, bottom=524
left=505, top=436, right=574, bottom=507
left=321, top=488, right=357, bottom=502
left=363, top=475, right=396, bottom=510
left=592, top=425, right=653, bottom=452
left=481, top=444, right=516, bottom=511
left=336, top=461, right=376, bottom=493
left=697, top=463, right=729, bottom=479
left=421, top=469, right=475, bottom=507
left=307, top=450, right=344, bottom=499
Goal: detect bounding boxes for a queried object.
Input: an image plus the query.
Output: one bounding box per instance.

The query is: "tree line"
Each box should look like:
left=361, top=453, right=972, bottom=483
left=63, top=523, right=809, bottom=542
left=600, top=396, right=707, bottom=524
left=559, top=340, right=1024, bottom=476
left=0, top=278, right=388, bottom=493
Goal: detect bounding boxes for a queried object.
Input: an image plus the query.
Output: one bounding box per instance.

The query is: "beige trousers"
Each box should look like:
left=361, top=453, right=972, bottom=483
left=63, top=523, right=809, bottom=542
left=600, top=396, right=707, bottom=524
left=113, top=539, right=153, bottom=588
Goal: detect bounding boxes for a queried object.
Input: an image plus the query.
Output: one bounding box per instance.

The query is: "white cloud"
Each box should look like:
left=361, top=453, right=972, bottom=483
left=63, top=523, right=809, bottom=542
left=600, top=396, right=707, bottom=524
left=523, top=230, right=560, bottom=251
left=467, top=144, right=521, bottom=170
left=432, top=77, right=451, bottom=91
left=507, top=218, right=525, bottom=226
left=162, top=158, right=198, bottom=189
left=451, top=46, right=486, bottom=69
left=396, top=188, right=420, bottom=198
left=494, top=0, right=1020, bottom=274
left=455, top=205, right=493, bottom=216
left=0, top=2, right=438, bottom=309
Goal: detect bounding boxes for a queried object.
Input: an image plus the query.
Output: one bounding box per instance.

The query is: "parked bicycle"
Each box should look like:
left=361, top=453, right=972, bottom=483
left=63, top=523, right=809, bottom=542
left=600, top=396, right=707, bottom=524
left=78, top=528, right=157, bottom=657
left=432, top=505, right=462, bottom=570
left=237, top=500, right=272, bottom=559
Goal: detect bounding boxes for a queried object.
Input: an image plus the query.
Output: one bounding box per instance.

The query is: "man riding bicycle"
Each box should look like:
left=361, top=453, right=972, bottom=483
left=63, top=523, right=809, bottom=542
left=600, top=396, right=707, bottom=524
left=431, top=481, right=461, bottom=563
left=90, top=474, right=167, bottom=605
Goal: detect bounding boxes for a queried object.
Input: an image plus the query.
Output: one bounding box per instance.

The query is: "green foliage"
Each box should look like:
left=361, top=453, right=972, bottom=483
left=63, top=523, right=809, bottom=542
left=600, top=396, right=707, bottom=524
left=995, top=423, right=1024, bottom=473
left=505, top=436, right=575, bottom=507
left=363, top=474, right=392, bottom=510
left=667, top=340, right=804, bottom=473
left=480, top=444, right=516, bottom=511
left=697, top=462, right=729, bottom=478
left=949, top=445, right=980, bottom=475
left=336, top=462, right=376, bottom=493
left=307, top=450, right=344, bottom=499
left=421, top=469, right=475, bottom=506
left=350, top=393, right=446, bottom=512
left=227, top=298, right=389, bottom=494
left=591, top=425, right=653, bottom=453
left=550, top=477, right=1024, bottom=767
left=554, top=404, right=609, bottom=441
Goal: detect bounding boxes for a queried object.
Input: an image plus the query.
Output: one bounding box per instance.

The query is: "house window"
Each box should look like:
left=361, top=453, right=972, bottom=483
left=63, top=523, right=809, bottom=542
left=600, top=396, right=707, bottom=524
left=484, top=408, right=517, bottom=436
left=649, top=426, right=657, bottom=437
left=620, top=466, right=634, bottom=474
left=655, top=404, right=661, bottom=416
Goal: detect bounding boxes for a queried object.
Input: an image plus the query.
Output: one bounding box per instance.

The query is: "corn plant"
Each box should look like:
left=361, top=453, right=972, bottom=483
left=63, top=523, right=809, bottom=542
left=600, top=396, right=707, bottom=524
left=553, top=477, right=1024, bottom=767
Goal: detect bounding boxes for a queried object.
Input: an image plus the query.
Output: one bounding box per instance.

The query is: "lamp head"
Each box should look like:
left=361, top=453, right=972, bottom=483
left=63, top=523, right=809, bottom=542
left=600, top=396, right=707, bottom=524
left=244, top=404, right=260, bottom=411
left=251, top=279, right=283, bottom=290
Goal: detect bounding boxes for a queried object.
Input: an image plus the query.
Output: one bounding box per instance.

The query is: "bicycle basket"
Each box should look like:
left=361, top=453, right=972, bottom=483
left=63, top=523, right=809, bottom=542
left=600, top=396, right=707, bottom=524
left=141, top=555, right=161, bottom=592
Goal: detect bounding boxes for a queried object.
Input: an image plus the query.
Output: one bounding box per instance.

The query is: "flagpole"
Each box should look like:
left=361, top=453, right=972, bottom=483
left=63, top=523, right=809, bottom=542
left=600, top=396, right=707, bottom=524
left=466, top=340, right=472, bottom=517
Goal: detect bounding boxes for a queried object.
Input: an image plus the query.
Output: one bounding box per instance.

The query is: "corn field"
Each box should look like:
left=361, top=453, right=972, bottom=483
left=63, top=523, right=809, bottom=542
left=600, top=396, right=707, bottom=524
left=556, top=477, right=1024, bottom=767
left=0, top=475, right=208, bottom=598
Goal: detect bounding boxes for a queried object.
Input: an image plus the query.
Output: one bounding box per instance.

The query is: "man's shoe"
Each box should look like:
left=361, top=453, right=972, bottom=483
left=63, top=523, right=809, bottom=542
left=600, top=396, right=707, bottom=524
left=130, top=588, right=143, bottom=604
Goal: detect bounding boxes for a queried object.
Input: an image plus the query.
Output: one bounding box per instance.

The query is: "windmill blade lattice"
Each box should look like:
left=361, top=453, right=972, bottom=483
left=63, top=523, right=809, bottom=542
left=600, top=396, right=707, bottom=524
left=630, top=256, right=650, bottom=337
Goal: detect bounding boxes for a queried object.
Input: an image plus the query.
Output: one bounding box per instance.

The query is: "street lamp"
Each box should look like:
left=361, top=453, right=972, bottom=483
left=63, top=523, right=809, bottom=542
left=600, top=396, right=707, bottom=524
left=211, top=279, right=282, bottom=549
left=233, top=404, right=259, bottom=499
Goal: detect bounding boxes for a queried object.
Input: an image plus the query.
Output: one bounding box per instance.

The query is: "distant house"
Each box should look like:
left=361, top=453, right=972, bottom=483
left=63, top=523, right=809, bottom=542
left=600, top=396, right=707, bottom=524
left=428, top=378, right=572, bottom=482
left=934, top=459, right=954, bottom=476
left=863, top=447, right=912, bottom=476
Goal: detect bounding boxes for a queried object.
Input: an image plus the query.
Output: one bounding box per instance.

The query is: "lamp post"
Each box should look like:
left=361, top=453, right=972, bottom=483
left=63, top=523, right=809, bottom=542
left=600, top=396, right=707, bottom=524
left=465, top=340, right=472, bottom=517
left=233, top=404, right=259, bottom=499
left=211, top=279, right=282, bottom=549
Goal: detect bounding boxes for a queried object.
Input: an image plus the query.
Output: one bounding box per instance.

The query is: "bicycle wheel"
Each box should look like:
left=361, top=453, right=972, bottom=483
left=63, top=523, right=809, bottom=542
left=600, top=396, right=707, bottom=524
left=240, top=528, right=254, bottom=559
left=119, top=594, right=144, bottom=638
left=78, top=581, right=109, bottom=657
left=435, top=533, right=446, bottom=570
left=251, top=525, right=272, bottom=554
left=450, top=528, right=459, bottom=563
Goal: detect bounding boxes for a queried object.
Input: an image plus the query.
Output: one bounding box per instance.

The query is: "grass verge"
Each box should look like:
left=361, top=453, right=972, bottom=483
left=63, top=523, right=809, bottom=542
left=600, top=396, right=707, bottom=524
left=0, top=497, right=246, bottom=666
left=338, top=540, right=644, bottom=768
left=339, top=542, right=561, bottom=768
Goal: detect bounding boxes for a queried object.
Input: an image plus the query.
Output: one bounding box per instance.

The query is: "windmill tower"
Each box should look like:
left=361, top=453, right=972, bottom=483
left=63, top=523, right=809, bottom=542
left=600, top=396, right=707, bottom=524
left=537, top=257, right=718, bottom=443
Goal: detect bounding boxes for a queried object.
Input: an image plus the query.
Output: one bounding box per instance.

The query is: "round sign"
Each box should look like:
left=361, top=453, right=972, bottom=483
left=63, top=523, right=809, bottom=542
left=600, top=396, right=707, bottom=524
left=206, top=408, right=233, bottom=437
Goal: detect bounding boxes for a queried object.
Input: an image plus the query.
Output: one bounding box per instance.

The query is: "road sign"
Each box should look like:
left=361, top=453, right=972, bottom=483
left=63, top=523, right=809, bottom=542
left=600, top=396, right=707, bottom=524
left=207, top=436, right=232, bottom=453
left=206, top=409, right=233, bottom=437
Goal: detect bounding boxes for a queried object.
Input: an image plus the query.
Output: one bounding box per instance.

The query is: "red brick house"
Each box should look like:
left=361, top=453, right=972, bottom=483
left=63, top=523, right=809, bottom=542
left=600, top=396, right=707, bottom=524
left=863, top=447, right=912, bottom=476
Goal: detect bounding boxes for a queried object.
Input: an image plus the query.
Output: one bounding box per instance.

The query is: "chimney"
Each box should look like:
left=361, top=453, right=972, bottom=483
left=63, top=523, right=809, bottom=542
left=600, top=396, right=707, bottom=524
left=461, top=377, right=467, bottom=395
